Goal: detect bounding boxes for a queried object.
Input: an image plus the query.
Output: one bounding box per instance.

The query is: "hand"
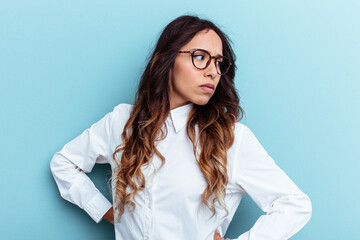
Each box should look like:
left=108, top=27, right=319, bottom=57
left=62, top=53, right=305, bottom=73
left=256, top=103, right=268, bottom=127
left=103, top=207, right=114, bottom=224
left=213, top=229, right=230, bottom=240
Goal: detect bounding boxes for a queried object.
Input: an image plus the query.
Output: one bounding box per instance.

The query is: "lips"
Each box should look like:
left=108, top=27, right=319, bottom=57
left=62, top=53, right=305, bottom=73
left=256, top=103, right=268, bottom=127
left=200, top=83, right=214, bottom=90
left=200, top=83, right=215, bottom=93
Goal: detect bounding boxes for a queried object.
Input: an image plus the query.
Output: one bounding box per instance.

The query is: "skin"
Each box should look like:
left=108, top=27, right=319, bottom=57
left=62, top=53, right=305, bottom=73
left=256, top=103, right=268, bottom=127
left=103, top=208, right=114, bottom=224
left=169, top=28, right=223, bottom=110
left=102, top=29, right=230, bottom=240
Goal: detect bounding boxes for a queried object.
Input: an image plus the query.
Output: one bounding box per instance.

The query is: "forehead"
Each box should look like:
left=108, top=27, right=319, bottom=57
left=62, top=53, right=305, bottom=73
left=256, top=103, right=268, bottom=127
left=182, top=29, right=223, bottom=56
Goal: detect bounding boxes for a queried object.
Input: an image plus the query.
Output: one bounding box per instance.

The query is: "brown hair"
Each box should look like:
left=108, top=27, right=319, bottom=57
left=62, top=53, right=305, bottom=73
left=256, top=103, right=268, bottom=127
left=112, top=15, right=244, bottom=222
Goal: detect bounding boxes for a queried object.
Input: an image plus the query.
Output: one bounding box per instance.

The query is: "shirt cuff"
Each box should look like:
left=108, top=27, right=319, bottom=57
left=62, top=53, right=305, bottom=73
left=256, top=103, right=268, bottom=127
left=83, top=191, right=113, bottom=223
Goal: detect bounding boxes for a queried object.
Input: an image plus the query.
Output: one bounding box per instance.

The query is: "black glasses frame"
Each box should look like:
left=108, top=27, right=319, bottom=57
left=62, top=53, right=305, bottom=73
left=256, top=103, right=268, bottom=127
left=178, top=49, right=232, bottom=75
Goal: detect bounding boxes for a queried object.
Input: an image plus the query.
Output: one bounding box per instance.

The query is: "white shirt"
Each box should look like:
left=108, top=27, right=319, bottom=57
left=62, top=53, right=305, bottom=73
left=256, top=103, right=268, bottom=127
left=50, top=102, right=312, bottom=240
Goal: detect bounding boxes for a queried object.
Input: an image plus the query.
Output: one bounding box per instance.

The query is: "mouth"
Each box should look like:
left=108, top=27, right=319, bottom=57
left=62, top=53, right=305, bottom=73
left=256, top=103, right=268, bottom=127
left=200, top=83, right=215, bottom=93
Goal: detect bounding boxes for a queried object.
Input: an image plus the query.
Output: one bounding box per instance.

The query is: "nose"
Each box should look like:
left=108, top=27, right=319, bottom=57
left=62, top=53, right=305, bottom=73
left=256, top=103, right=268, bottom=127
left=204, top=58, right=218, bottom=79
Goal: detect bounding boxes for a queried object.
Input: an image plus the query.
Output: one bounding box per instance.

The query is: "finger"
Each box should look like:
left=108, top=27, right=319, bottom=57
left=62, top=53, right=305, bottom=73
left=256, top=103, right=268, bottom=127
left=213, top=235, right=222, bottom=240
left=213, top=230, right=221, bottom=240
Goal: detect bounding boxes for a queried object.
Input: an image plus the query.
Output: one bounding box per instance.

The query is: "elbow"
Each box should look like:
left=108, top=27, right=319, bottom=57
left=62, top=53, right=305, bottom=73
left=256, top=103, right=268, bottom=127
left=50, top=152, right=62, bottom=177
left=50, top=152, right=74, bottom=181
left=50, top=153, right=57, bottom=175
left=50, top=151, right=75, bottom=174
left=270, top=193, right=313, bottom=224
left=283, top=193, right=313, bottom=228
left=49, top=152, right=78, bottom=199
left=289, top=193, right=312, bottom=226
left=50, top=152, right=66, bottom=198
left=302, top=194, right=312, bottom=222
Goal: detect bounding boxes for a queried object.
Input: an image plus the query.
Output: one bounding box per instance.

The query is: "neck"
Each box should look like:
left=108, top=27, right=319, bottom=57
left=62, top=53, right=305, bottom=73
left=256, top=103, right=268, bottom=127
left=170, top=101, right=192, bottom=110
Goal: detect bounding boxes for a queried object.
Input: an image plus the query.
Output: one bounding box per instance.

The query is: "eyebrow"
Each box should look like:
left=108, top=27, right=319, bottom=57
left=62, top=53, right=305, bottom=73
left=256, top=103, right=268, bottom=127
left=190, top=48, right=223, bottom=58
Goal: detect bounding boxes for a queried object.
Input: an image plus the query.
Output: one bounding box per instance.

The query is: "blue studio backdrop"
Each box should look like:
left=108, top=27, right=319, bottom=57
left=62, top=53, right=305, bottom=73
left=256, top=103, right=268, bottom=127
left=0, top=1, right=359, bottom=239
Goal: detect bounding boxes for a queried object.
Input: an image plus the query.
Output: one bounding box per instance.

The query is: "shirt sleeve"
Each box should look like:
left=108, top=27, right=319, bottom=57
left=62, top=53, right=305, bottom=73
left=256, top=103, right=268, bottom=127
left=233, top=125, right=312, bottom=240
left=50, top=106, right=118, bottom=223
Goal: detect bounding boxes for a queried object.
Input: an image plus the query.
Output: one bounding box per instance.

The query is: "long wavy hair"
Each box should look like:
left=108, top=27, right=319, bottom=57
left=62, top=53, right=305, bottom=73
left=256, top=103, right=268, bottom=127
left=112, top=15, right=244, bottom=222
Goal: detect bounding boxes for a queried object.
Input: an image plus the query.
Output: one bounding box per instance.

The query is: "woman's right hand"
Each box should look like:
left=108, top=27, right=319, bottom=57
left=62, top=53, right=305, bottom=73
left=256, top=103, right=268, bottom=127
left=103, top=207, right=114, bottom=224
left=213, top=229, right=230, bottom=240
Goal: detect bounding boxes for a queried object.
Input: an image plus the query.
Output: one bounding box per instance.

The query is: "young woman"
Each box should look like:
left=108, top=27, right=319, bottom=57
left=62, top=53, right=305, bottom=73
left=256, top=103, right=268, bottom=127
left=50, top=15, right=312, bottom=240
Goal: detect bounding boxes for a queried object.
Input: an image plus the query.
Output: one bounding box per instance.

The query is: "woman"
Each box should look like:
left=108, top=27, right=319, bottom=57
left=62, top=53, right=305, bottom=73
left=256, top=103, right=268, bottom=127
left=50, top=15, right=312, bottom=240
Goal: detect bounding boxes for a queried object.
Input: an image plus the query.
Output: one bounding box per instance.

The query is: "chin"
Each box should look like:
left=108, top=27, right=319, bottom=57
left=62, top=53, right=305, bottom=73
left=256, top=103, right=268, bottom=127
left=192, top=98, right=211, bottom=106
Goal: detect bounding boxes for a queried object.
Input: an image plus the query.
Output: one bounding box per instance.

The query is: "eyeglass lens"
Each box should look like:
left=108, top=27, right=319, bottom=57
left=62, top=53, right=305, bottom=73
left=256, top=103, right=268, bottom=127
left=192, top=49, right=231, bottom=75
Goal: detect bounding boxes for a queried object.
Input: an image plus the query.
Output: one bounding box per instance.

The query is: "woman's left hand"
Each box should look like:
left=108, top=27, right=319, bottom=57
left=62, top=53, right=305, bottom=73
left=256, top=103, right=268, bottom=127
left=213, top=229, right=230, bottom=240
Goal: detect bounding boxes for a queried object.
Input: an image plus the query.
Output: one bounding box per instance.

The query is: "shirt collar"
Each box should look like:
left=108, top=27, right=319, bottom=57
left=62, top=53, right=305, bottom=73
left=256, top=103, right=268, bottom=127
left=169, top=102, right=194, bottom=133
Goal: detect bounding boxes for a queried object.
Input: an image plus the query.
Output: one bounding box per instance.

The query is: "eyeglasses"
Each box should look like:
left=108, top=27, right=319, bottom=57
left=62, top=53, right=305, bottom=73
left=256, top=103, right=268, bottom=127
left=178, top=49, right=232, bottom=75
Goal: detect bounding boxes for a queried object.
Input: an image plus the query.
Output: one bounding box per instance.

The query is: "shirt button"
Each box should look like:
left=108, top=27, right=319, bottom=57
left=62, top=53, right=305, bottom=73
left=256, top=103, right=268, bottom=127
left=147, top=203, right=151, bottom=208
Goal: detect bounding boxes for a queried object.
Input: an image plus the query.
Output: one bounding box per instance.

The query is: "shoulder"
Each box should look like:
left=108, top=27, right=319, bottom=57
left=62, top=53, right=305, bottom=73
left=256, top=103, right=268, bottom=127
left=113, top=103, right=134, bottom=112
left=232, top=121, right=265, bottom=152
left=232, top=121, right=268, bottom=157
left=233, top=121, right=250, bottom=140
left=112, top=103, right=134, bottom=118
left=104, top=103, right=134, bottom=128
left=106, top=103, right=134, bottom=140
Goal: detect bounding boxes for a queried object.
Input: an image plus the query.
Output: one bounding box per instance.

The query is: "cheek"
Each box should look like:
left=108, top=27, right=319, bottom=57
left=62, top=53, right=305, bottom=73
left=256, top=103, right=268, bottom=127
left=173, top=63, right=198, bottom=90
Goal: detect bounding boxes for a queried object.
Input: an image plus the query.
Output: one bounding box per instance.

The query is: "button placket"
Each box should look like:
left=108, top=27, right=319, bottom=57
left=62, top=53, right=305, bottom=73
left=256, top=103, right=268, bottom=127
left=143, top=161, right=154, bottom=240
left=143, top=122, right=170, bottom=240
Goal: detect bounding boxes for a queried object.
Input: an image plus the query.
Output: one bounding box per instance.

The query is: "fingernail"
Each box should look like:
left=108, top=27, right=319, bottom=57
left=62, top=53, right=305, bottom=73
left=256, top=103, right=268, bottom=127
left=215, top=229, right=220, bottom=233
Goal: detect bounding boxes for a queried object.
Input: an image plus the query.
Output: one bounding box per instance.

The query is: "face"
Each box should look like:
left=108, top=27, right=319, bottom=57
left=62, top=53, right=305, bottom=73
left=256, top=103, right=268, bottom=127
left=168, top=29, right=223, bottom=110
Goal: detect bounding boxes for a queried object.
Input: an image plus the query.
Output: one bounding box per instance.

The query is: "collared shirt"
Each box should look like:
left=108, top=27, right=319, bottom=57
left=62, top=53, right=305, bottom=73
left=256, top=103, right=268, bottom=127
left=50, top=102, right=312, bottom=240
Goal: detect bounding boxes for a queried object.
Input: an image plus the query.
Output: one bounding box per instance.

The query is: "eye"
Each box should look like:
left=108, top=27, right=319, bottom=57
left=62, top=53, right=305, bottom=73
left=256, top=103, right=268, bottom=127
left=216, top=59, right=223, bottom=66
left=194, top=54, right=206, bottom=61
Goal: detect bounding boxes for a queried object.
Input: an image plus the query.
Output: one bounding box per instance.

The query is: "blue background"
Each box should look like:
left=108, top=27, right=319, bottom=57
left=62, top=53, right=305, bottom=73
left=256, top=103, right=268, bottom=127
left=1, top=0, right=359, bottom=239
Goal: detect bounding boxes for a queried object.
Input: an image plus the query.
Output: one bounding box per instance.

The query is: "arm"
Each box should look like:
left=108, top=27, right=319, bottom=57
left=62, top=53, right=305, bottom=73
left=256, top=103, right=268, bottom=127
left=50, top=107, right=117, bottom=223
left=233, top=125, right=312, bottom=240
